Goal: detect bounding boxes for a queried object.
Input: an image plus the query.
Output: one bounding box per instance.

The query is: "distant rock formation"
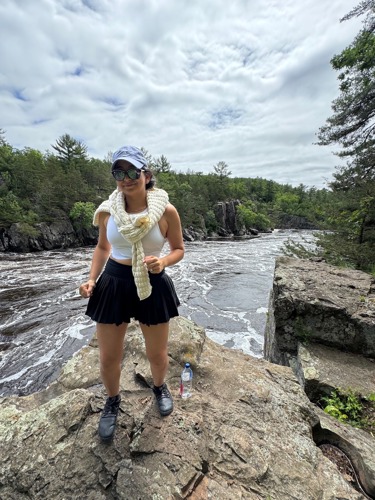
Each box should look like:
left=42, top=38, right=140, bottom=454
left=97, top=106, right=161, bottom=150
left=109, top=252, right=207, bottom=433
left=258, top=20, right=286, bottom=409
left=273, top=213, right=318, bottom=230
left=214, top=200, right=246, bottom=236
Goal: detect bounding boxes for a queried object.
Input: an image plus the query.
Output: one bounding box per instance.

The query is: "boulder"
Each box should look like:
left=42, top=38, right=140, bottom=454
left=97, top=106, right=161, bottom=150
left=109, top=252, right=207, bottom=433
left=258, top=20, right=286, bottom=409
left=0, top=316, right=367, bottom=499
left=182, top=226, right=207, bottom=242
left=265, top=256, right=375, bottom=365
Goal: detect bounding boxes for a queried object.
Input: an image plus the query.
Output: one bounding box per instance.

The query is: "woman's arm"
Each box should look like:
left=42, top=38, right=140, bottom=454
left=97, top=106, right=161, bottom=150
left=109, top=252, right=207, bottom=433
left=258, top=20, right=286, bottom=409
left=144, top=204, right=184, bottom=273
left=79, top=213, right=111, bottom=298
left=161, top=204, right=184, bottom=267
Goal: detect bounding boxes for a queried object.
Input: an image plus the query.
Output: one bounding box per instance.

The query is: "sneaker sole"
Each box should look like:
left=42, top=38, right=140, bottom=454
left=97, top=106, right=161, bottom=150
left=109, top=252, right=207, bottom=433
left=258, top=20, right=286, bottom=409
left=159, top=407, right=173, bottom=417
left=99, top=433, right=115, bottom=444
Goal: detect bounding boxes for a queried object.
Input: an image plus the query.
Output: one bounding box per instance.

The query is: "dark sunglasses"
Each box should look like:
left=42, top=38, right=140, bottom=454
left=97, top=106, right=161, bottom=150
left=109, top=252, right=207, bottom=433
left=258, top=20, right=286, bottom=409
left=112, top=168, right=142, bottom=181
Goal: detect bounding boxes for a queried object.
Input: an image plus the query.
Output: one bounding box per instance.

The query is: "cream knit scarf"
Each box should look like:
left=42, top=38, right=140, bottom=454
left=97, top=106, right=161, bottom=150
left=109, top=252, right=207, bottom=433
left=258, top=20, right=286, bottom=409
left=93, top=187, right=169, bottom=300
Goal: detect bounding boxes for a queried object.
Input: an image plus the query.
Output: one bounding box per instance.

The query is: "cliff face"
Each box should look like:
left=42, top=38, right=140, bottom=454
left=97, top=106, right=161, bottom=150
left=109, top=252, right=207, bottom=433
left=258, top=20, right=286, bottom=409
left=274, top=213, right=318, bottom=230
left=265, top=256, right=375, bottom=364
left=214, top=200, right=246, bottom=236
left=265, top=256, right=375, bottom=498
left=0, top=220, right=98, bottom=252
left=0, top=316, right=367, bottom=499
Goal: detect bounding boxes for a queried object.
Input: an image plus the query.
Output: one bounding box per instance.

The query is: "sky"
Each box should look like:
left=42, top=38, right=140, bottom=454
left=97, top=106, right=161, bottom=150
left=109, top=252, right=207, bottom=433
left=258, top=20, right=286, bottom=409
left=0, top=0, right=364, bottom=188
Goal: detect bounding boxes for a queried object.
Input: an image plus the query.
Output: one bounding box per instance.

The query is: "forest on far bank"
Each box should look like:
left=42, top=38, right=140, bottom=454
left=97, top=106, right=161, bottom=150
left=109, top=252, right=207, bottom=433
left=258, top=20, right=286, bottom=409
left=0, top=129, right=332, bottom=232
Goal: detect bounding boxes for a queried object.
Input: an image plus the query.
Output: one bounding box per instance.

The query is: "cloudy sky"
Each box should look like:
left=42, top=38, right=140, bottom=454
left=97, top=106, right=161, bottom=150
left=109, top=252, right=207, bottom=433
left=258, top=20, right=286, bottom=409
left=0, top=0, right=363, bottom=188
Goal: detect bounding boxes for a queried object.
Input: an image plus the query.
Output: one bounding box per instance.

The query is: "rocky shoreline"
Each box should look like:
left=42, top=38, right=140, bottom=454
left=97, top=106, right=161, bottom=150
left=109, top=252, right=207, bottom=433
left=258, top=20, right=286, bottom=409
left=0, top=257, right=374, bottom=498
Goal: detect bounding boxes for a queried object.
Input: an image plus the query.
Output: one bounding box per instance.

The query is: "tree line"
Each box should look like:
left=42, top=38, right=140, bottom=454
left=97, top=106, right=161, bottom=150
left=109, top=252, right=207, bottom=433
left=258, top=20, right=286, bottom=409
left=0, top=130, right=332, bottom=232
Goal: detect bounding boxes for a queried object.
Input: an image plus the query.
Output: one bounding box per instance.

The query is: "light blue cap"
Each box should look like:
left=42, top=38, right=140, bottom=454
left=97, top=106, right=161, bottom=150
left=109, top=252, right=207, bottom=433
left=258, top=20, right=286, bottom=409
left=112, top=145, right=148, bottom=170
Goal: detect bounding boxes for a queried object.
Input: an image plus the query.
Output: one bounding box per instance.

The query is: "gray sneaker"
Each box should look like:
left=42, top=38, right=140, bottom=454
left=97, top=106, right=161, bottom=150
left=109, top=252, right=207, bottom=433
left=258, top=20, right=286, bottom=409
left=98, top=394, right=121, bottom=443
left=152, top=383, right=173, bottom=416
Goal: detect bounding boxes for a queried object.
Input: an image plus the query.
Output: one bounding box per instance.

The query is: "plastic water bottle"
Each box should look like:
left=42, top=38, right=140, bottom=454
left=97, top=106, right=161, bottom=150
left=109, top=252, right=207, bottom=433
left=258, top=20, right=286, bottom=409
left=180, top=362, right=193, bottom=398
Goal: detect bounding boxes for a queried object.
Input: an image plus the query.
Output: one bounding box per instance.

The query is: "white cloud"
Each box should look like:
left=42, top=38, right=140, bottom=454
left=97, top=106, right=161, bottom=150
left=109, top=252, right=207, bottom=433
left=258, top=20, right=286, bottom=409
left=0, top=0, right=363, bottom=187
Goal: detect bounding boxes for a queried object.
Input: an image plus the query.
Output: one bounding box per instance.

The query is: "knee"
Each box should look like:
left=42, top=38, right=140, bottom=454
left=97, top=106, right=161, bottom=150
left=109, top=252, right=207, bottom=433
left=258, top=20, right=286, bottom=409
left=146, top=348, right=168, bottom=366
left=100, top=351, right=122, bottom=371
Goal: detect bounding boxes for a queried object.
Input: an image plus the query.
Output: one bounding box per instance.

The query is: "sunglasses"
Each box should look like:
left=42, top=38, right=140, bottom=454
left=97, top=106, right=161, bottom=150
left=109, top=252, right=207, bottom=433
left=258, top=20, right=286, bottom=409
left=112, top=168, right=142, bottom=181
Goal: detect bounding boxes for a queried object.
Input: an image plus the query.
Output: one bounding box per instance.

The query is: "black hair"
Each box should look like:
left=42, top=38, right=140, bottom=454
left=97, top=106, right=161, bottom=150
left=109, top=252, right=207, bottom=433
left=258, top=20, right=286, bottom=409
left=143, top=167, right=156, bottom=190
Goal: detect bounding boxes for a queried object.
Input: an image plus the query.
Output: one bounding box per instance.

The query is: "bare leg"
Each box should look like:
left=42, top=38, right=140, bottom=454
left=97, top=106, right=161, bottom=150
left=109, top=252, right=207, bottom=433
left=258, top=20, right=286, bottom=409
left=96, top=322, right=127, bottom=397
left=139, top=322, right=169, bottom=386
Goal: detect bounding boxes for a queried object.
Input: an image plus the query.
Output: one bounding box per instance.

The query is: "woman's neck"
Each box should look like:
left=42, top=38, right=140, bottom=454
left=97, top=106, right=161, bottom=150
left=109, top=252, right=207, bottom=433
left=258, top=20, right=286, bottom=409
left=124, top=195, right=147, bottom=214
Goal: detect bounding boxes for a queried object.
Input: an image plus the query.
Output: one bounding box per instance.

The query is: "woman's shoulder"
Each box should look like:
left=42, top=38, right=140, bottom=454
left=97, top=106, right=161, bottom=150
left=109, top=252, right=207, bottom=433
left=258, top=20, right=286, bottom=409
left=164, top=203, right=179, bottom=216
left=98, top=211, right=110, bottom=227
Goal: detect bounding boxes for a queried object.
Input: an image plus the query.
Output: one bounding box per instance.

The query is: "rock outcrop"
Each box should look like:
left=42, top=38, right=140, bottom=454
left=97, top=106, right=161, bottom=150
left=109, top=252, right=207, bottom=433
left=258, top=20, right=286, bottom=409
left=214, top=200, right=246, bottom=236
left=265, top=256, right=375, bottom=499
left=0, top=316, right=367, bottom=499
left=265, top=256, right=375, bottom=365
left=274, top=214, right=318, bottom=230
left=0, top=220, right=98, bottom=252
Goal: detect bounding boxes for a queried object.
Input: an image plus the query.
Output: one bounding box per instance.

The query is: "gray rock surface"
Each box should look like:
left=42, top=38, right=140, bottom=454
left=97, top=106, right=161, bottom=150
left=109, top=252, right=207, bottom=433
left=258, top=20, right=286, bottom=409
left=274, top=214, right=318, bottom=230
left=265, top=256, right=375, bottom=499
left=265, top=256, right=375, bottom=364
left=214, top=200, right=246, bottom=236
left=0, top=219, right=98, bottom=252
left=314, top=409, right=375, bottom=498
left=297, top=343, right=375, bottom=401
left=0, top=317, right=366, bottom=499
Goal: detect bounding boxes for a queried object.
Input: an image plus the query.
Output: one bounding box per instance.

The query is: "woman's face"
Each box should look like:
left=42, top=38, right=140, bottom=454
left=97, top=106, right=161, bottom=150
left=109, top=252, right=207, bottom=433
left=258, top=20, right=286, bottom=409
left=112, top=160, right=151, bottom=194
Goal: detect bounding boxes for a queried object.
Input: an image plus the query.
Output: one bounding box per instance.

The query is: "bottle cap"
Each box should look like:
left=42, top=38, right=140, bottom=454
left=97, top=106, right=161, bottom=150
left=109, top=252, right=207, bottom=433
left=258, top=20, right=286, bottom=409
left=185, top=362, right=190, bottom=368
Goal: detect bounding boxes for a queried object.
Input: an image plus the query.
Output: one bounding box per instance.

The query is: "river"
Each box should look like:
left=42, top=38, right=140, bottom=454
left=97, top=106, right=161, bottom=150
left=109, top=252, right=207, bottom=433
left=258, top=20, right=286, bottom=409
left=0, top=230, right=315, bottom=397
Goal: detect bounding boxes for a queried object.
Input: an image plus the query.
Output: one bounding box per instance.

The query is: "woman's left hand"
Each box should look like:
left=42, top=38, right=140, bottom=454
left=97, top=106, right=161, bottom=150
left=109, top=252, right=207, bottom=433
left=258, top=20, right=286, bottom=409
left=144, top=256, right=165, bottom=274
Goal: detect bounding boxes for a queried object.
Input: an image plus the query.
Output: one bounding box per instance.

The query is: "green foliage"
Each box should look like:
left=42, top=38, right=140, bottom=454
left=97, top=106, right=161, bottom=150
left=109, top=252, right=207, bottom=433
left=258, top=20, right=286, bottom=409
left=236, top=204, right=271, bottom=231
left=153, top=154, right=172, bottom=174
left=274, top=193, right=301, bottom=214
left=313, top=2, right=375, bottom=274
left=0, top=192, right=25, bottom=225
left=204, top=210, right=218, bottom=232
left=16, top=222, right=40, bottom=238
left=213, top=161, right=231, bottom=178
left=69, top=202, right=96, bottom=231
left=321, top=388, right=374, bottom=431
left=0, top=131, right=348, bottom=247
left=52, top=134, right=88, bottom=170
left=322, top=389, right=362, bottom=424
left=0, top=190, right=39, bottom=227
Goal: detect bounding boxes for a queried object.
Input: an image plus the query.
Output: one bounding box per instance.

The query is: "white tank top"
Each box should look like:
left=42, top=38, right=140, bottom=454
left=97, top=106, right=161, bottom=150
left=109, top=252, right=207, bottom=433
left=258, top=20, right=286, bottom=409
left=107, top=211, right=166, bottom=260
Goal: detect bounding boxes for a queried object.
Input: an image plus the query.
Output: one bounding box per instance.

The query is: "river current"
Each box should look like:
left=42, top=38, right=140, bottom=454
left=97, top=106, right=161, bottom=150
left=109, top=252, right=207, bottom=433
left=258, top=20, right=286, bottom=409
left=0, top=230, right=315, bottom=397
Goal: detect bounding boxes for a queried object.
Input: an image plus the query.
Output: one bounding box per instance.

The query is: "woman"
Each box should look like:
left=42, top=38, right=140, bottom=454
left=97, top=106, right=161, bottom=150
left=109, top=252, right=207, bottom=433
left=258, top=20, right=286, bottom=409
left=79, top=145, right=184, bottom=443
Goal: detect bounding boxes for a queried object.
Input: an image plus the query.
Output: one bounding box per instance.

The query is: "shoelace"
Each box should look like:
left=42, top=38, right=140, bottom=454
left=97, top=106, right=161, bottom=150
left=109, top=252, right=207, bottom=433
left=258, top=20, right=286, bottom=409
left=102, top=396, right=120, bottom=416
left=155, top=385, right=171, bottom=400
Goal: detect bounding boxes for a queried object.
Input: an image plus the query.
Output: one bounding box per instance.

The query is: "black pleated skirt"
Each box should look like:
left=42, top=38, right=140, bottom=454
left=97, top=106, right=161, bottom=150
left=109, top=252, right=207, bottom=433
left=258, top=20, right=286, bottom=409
left=85, top=259, right=180, bottom=326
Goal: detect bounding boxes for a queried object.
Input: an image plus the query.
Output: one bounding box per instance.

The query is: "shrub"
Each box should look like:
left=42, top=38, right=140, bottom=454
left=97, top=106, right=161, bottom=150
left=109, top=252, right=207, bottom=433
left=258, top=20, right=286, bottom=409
left=69, top=202, right=95, bottom=231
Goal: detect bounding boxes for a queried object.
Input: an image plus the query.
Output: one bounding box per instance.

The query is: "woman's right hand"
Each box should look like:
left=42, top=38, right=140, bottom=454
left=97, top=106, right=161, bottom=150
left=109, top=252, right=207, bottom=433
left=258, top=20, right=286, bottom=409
left=79, top=279, right=96, bottom=298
